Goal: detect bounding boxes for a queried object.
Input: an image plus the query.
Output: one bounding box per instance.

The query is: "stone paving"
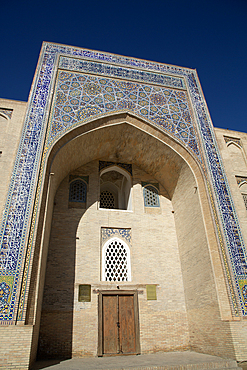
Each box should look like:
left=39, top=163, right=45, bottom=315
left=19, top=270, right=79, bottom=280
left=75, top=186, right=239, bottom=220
left=31, top=351, right=242, bottom=370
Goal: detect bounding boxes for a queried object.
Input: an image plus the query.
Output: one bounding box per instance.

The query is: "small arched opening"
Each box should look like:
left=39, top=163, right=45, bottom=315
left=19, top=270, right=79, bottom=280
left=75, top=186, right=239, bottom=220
left=102, top=237, right=131, bottom=282
left=99, top=165, right=132, bottom=210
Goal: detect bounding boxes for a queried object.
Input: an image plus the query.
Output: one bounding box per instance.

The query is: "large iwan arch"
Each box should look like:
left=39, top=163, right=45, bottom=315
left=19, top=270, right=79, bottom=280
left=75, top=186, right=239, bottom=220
left=23, top=114, right=233, bottom=359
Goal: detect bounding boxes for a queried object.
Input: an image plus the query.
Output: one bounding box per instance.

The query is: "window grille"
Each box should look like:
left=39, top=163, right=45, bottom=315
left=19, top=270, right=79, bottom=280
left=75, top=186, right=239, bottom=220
left=100, top=190, right=115, bottom=209
left=242, top=193, right=247, bottom=210
left=69, top=179, right=87, bottom=202
left=143, top=185, right=159, bottom=207
left=102, top=238, right=131, bottom=282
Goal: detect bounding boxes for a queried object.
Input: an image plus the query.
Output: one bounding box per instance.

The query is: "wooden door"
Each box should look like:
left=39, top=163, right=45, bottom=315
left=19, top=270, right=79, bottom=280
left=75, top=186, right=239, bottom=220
left=102, top=294, right=136, bottom=355
left=102, top=295, right=118, bottom=354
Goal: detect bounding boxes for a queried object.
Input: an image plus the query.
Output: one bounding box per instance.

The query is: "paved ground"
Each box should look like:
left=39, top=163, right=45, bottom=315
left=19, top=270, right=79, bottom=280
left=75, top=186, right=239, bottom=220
left=31, top=351, right=243, bottom=370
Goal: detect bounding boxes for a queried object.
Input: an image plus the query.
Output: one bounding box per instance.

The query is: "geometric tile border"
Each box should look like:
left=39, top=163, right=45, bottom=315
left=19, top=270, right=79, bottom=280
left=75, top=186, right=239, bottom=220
left=0, top=42, right=246, bottom=323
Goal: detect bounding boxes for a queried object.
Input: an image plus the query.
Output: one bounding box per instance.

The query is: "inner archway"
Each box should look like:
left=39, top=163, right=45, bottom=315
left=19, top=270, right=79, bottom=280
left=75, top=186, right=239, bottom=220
left=31, top=114, right=234, bottom=360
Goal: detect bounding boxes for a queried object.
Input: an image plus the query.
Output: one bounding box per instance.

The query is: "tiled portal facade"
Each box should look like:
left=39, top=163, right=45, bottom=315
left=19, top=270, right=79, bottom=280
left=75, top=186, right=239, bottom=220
left=0, top=43, right=247, bottom=369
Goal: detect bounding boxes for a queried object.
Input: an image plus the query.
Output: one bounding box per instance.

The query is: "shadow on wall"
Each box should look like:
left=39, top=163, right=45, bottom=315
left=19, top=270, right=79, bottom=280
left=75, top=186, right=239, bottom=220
left=37, top=206, right=85, bottom=359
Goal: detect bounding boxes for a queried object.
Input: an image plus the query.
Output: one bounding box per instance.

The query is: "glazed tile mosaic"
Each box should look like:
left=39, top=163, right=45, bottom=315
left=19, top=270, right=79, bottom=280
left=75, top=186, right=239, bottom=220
left=236, top=176, right=247, bottom=186
left=59, top=56, right=186, bottom=89
left=0, top=276, right=14, bottom=320
left=0, top=108, right=13, bottom=119
left=101, top=228, right=131, bottom=247
left=48, top=70, right=198, bottom=157
left=0, top=42, right=247, bottom=322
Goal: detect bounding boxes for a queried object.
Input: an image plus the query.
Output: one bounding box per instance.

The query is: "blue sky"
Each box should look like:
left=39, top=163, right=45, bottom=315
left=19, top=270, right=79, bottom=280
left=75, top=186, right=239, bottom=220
left=1, top=0, right=247, bottom=132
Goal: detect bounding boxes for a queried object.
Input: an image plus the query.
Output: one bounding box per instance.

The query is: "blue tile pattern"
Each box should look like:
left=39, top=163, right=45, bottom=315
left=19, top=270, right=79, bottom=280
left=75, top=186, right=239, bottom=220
left=48, top=71, right=198, bottom=156
left=236, top=176, right=247, bottom=186
left=0, top=281, right=10, bottom=315
left=0, top=42, right=246, bottom=322
left=59, top=56, right=186, bottom=89
left=0, top=275, right=14, bottom=321
left=0, top=108, right=13, bottom=119
left=101, top=228, right=131, bottom=247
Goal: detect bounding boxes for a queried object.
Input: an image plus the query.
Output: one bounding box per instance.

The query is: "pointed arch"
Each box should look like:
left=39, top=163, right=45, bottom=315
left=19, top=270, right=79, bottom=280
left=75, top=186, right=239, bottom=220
left=102, top=237, right=131, bottom=282
left=100, top=165, right=132, bottom=210
left=226, top=141, right=242, bottom=150
left=143, top=184, right=160, bottom=207
left=69, top=178, right=87, bottom=203
left=21, top=112, right=236, bottom=361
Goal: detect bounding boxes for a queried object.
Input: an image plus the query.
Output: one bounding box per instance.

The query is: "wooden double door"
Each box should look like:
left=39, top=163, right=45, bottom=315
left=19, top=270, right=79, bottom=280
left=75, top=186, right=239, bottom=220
left=98, top=291, right=140, bottom=356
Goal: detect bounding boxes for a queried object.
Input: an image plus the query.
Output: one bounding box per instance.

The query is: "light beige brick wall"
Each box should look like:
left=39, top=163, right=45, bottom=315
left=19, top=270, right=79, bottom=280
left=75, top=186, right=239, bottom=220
left=38, top=160, right=190, bottom=358
left=36, top=119, right=247, bottom=361
left=0, top=325, right=33, bottom=369
left=230, top=321, right=247, bottom=361
left=172, top=163, right=236, bottom=359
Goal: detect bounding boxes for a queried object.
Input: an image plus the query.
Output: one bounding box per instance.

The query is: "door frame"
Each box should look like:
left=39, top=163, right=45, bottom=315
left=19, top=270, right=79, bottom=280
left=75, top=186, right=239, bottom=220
left=98, top=290, right=140, bottom=356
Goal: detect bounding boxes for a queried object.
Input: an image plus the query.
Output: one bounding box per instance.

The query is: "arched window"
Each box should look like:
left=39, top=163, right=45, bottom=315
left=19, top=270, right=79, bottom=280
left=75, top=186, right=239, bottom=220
left=102, top=237, right=131, bottom=282
left=69, top=179, right=87, bottom=203
left=238, top=181, right=247, bottom=211
left=99, top=165, right=132, bottom=210
left=143, top=185, right=160, bottom=207
left=226, top=141, right=247, bottom=172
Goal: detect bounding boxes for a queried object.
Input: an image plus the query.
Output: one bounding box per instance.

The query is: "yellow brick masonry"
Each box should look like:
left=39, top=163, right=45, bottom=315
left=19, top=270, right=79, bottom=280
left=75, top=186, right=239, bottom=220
left=39, top=161, right=190, bottom=358
left=0, top=325, right=33, bottom=369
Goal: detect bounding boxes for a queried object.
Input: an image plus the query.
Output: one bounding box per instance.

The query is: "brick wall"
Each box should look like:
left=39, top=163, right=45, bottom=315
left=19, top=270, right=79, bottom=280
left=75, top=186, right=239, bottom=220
left=38, top=160, right=190, bottom=358
left=0, top=325, right=33, bottom=369
left=172, top=163, right=236, bottom=359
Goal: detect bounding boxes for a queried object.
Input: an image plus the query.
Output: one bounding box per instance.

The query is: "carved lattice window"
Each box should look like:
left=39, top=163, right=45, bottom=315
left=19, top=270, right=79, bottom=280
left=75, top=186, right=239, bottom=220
left=102, top=238, right=131, bottom=282
left=69, top=179, right=87, bottom=203
left=143, top=185, right=159, bottom=207
left=100, top=190, right=116, bottom=209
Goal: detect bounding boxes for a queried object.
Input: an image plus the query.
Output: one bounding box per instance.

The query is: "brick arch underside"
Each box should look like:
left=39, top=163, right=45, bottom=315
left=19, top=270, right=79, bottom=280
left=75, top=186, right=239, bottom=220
left=27, top=114, right=235, bottom=360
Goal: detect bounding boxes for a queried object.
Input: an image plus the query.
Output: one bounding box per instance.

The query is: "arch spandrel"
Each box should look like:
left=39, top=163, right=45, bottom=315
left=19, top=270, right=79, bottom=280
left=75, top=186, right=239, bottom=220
left=0, top=42, right=246, bottom=325
left=46, top=69, right=201, bottom=162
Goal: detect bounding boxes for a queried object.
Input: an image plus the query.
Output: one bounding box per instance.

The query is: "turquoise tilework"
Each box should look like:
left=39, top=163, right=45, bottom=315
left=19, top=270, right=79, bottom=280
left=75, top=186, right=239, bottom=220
left=48, top=71, right=198, bottom=157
